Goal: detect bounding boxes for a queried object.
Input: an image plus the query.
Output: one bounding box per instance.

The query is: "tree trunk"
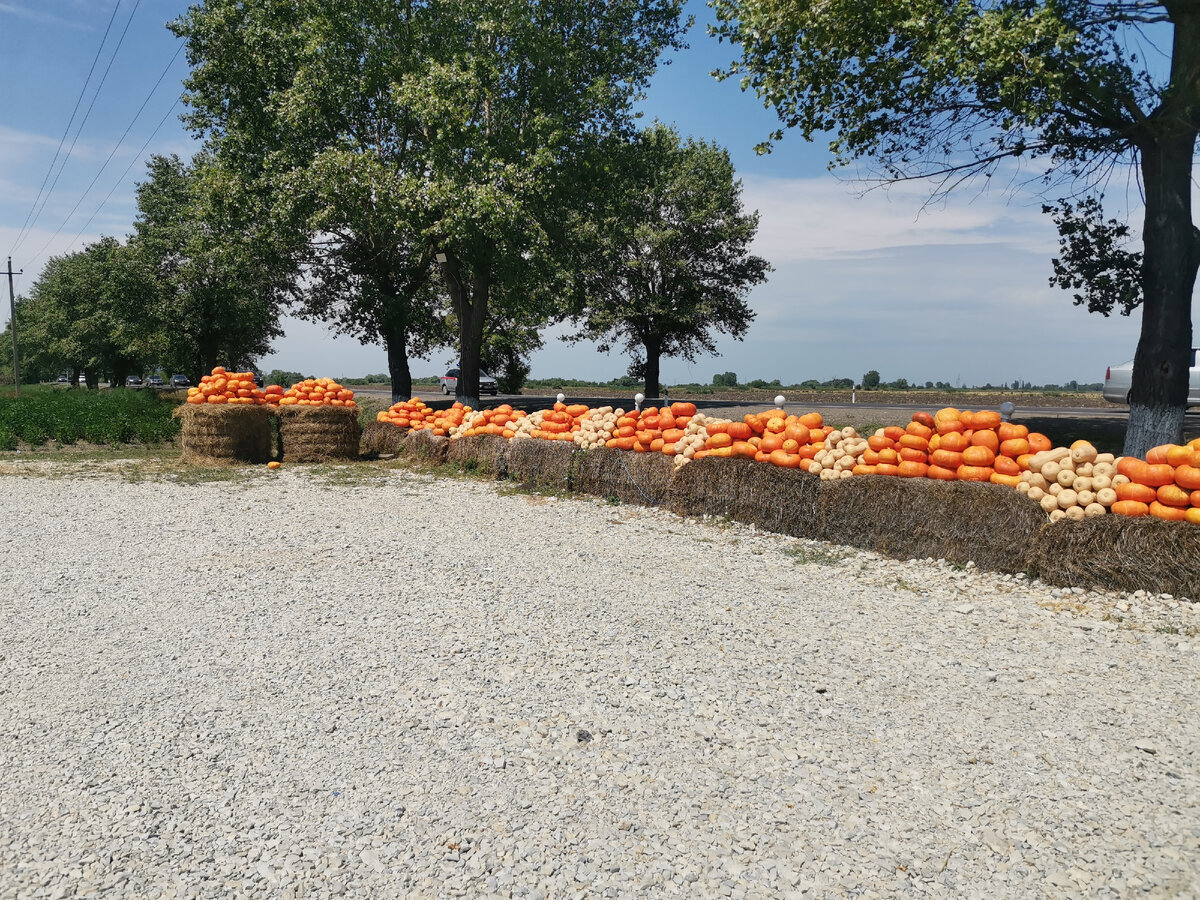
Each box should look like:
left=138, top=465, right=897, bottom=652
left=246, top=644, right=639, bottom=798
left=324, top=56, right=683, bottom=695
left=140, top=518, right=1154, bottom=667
left=642, top=336, right=662, bottom=399
left=383, top=326, right=412, bottom=405
left=1125, top=12, right=1200, bottom=458
left=440, top=247, right=490, bottom=409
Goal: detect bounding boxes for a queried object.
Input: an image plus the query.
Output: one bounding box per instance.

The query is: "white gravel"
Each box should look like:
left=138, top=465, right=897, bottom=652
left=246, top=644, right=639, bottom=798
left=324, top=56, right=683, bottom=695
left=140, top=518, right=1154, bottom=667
left=1, top=462, right=1198, bottom=899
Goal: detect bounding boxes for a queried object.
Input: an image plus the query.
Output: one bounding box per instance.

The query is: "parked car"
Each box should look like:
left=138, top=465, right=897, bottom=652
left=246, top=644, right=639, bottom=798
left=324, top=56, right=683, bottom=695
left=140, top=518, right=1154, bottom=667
left=78, top=374, right=87, bottom=385
left=1104, top=348, right=1200, bottom=407
left=125, top=375, right=143, bottom=388
left=146, top=375, right=165, bottom=389
left=438, top=367, right=498, bottom=396
left=55, top=374, right=69, bottom=384
left=169, top=374, right=191, bottom=389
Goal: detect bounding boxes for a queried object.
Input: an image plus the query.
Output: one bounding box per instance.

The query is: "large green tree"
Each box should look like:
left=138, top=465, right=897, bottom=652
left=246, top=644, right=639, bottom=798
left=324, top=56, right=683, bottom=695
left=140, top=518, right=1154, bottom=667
left=15, top=237, right=158, bottom=387
left=571, top=124, right=768, bottom=398
left=171, top=2, right=449, bottom=402
left=710, top=0, right=1199, bottom=456
left=172, top=0, right=687, bottom=407
left=131, top=154, right=295, bottom=381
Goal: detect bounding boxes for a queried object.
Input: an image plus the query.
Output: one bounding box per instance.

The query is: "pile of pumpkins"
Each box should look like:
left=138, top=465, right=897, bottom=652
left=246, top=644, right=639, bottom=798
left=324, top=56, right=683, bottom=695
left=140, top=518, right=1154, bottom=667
left=277, top=378, right=356, bottom=407
left=185, top=367, right=284, bottom=405
left=372, top=395, right=1200, bottom=524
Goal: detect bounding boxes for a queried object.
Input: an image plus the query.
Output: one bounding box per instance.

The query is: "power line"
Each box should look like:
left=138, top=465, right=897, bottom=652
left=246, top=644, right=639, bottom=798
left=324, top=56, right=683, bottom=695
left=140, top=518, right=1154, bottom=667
left=29, top=98, right=182, bottom=271
left=10, top=0, right=124, bottom=256
left=13, top=0, right=144, bottom=256
left=25, top=44, right=184, bottom=269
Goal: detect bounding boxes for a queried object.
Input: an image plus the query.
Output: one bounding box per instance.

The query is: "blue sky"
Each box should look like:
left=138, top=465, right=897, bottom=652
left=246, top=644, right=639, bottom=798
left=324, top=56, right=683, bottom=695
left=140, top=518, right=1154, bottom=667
left=1, top=0, right=1171, bottom=388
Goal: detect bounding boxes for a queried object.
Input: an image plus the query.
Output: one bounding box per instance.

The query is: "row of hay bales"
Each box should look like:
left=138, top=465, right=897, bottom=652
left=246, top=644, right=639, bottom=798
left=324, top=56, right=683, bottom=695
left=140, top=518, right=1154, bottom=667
left=176, top=405, right=361, bottom=464
left=362, top=420, right=1200, bottom=599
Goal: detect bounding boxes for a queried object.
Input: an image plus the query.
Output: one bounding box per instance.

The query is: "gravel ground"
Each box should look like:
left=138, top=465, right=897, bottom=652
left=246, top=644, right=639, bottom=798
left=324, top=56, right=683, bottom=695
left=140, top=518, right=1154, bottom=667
left=1, top=462, right=1198, bottom=899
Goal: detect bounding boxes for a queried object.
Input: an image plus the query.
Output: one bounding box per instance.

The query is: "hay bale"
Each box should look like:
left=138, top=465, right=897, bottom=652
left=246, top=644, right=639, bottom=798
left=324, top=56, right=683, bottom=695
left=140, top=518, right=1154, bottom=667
left=1025, top=517, right=1200, bottom=598
left=664, top=457, right=750, bottom=521
left=175, top=403, right=273, bottom=465
left=506, top=439, right=577, bottom=491
left=404, top=428, right=449, bottom=462
left=814, top=476, right=1045, bottom=572
left=575, top=447, right=674, bottom=507
left=277, top=405, right=362, bottom=462
left=361, top=420, right=407, bottom=457
left=731, top=463, right=820, bottom=537
left=446, top=434, right=510, bottom=477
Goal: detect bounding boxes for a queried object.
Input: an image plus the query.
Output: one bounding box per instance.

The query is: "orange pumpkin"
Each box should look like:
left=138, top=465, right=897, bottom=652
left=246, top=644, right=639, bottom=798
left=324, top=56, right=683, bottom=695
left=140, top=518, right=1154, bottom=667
left=867, top=434, right=894, bottom=452
left=962, top=445, right=996, bottom=467
left=670, top=401, right=697, bottom=417
left=898, top=433, right=930, bottom=452
left=1145, top=444, right=1172, bottom=465
left=996, top=422, right=1029, bottom=441
left=1173, top=464, right=1200, bottom=490
left=930, top=449, right=966, bottom=469
left=989, top=472, right=1022, bottom=487
left=911, top=411, right=935, bottom=429
left=972, top=410, right=1002, bottom=430
left=1110, top=499, right=1149, bottom=517
left=707, top=432, right=733, bottom=449
left=727, top=421, right=752, bottom=441
left=1027, top=432, right=1053, bottom=453
left=993, top=455, right=1022, bottom=477
left=1156, top=483, right=1192, bottom=508
left=957, top=464, right=993, bottom=482
left=969, top=429, right=1000, bottom=453
left=874, top=463, right=901, bottom=476
left=905, top=421, right=933, bottom=440
left=899, top=447, right=929, bottom=463
left=798, top=412, right=823, bottom=429
left=883, top=426, right=906, bottom=442
left=999, top=438, right=1030, bottom=458
left=1149, top=500, right=1187, bottom=521
left=784, top=422, right=811, bottom=444
left=938, top=431, right=970, bottom=453
left=927, top=464, right=958, bottom=481
left=769, top=449, right=802, bottom=468
left=1115, top=482, right=1157, bottom=503
left=897, top=460, right=928, bottom=478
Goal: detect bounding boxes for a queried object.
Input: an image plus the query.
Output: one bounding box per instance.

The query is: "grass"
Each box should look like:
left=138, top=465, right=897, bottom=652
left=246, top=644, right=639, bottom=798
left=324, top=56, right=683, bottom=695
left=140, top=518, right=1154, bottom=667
left=0, top=386, right=179, bottom=449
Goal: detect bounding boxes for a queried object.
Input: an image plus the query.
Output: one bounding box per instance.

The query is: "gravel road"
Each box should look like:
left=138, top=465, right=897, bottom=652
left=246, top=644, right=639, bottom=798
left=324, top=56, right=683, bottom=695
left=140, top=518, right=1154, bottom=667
left=2, top=463, right=1198, bottom=899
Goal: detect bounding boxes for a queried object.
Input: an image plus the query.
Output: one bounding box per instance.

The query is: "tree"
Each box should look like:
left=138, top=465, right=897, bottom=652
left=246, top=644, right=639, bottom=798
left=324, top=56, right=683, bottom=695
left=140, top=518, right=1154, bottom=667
left=713, top=371, right=739, bottom=387
left=131, top=154, right=295, bottom=381
left=571, top=124, right=769, bottom=398
left=861, top=369, right=881, bottom=389
left=16, top=238, right=158, bottom=387
left=710, top=0, right=1200, bottom=456
left=173, top=0, right=687, bottom=407
left=171, top=2, right=450, bottom=403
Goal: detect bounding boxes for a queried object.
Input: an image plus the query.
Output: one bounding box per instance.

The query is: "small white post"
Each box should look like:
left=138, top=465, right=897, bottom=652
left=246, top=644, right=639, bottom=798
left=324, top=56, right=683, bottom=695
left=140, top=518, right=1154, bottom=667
left=774, top=394, right=786, bottom=412
left=556, top=392, right=565, bottom=404
left=634, top=392, right=644, bottom=412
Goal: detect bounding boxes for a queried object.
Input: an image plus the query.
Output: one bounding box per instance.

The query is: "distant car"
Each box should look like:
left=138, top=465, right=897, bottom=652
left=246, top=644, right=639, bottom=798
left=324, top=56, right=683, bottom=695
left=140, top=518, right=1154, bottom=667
left=1104, top=348, right=1200, bottom=407
left=125, top=375, right=143, bottom=388
left=55, top=375, right=69, bottom=384
left=146, top=375, right=165, bottom=389
left=169, top=374, right=191, bottom=389
left=78, top=374, right=87, bottom=385
left=438, top=367, right=498, bottom=396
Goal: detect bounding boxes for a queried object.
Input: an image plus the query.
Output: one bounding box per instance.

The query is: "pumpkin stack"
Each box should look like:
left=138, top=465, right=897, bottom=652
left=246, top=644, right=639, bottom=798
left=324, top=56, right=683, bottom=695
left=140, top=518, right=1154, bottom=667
left=279, top=377, right=356, bottom=407
left=531, top=402, right=591, bottom=441
left=698, top=409, right=826, bottom=469
left=1109, top=439, right=1200, bottom=522
left=574, top=407, right=618, bottom=450
left=456, top=404, right=526, bottom=439
left=377, top=398, right=436, bottom=430
left=1017, top=441, right=1117, bottom=521
left=186, top=367, right=279, bottom=405
left=604, top=402, right=698, bottom=453
left=666, top=412, right=710, bottom=468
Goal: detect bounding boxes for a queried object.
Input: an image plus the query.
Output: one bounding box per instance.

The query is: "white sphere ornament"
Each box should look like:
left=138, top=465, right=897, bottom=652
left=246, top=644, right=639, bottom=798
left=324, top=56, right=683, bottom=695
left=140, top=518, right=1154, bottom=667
left=556, top=393, right=565, bottom=403
left=634, top=393, right=644, bottom=404
left=774, top=395, right=786, bottom=407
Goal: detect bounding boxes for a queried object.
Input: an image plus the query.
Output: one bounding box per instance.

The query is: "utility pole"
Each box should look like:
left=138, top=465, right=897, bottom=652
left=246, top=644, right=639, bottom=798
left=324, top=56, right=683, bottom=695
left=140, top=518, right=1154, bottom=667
left=5, top=257, right=21, bottom=393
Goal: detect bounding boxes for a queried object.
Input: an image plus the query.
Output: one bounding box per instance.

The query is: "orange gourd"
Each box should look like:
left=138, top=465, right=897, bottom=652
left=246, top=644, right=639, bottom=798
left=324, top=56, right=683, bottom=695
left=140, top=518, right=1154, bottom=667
left=727, top=421, right=752, bottom=441
left=938, top=431, right=970, bottom=453
left=962, top=445, right=996, bottom=467
left=798, top=412, right=823, bottom=429
left=956, top=465, right=993, bottom=482
left=1027, top=432, right=1052, bottom=453
left=1173, top=464, right=1200, bottom=490
left=905, top=421, right=933, bottom=440
left=927, top=464, right=958, bottom=481
left=972, top=410, right=1002, bottom=430
left=1114, top=482, right=1157, bottom=503
left=707, top=432, right=732, bottom=449
left=999, top=438, right=1030, bottom=458
left=874, top=463, right=901, bottom=476
left=993, top=455, right=1021, bottom=477
left=930, top=449, right=965, bottom=469
left=1149, top=500, right=1187, bottom=521
left=997, top=422, right=1029, bottom=441
left=1111, top=499, right=1149, bottom=517
left=989, top=472, right=1022, bottom=487
left=1156, top=483, right=1192, bottom=508
left=899, top=447, right=929, bottom=463
left=897, top=461, right=928, bottom=478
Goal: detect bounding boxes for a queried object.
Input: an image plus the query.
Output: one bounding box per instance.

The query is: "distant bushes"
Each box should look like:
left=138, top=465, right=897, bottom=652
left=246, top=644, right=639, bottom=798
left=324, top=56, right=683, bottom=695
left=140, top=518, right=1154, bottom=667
left=0, top=388, right=180, bottom=449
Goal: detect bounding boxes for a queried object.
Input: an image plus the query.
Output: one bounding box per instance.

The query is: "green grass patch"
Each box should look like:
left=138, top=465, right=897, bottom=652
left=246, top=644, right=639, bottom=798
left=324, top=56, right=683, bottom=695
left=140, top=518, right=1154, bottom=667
left=0, top=386, right=180, bottom=448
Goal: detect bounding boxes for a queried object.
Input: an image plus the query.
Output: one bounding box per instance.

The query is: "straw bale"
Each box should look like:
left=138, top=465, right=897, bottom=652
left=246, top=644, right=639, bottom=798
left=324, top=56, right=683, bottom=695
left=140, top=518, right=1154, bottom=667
left=277, top=405, right=361, bottom=462
left=446, top=434, right=510, bottom=477
left=506, top=439, right=577, bottom=491
left=175, top=404, right=273, bottom=464
left=360, top=420, right=407, bottom=457
left=404, top=428, right=449, bottom=462
left=1025, top=516, right=1200, bottom=598
left=575, top=448, right=674, bottom=507
left=664, top=457, right=749, bottom=521
left=813, top=476, right=1045, bottom=572
left=731, top=463, right=821, bottom=537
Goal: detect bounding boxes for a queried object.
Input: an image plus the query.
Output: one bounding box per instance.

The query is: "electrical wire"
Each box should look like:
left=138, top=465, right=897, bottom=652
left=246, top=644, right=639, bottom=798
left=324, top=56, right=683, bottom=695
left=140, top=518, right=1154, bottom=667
left=25, top=44, right=185, bottom=269
left=10, top=0, right=124, bottom=255
left=14, top=0, right=144, bottom=256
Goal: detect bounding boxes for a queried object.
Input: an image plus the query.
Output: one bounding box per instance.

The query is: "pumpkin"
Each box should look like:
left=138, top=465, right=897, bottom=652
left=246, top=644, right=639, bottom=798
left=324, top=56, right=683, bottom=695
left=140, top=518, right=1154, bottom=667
left=993, top=455, right=1021, bottom=477
left=999, top=438, right=1031, bottom=459
left=798, top=412, right=824, bottom=429
left=930, top=449, right=965, bottom=469
left=938, top=431, right=970, bottom=452
left=1027, top=432, right=1053, bottom=453
left=897, top=460, right=929, bottom=478
left=1156, top=483, right=1192, bottom=508
left=1174, top=465, right=1200, bottom=490
left=972, top=410, right=1002, bottom=430
left=1149, top=500, right=1187, bottom=521
left=989, top=472, right=1022, bottom=487
left=969, top=429, right=1000, bottom=453
left=996, top=422, right=1029, bottom=441
left=1115, top=482, right=1157, bottom=503
left=928, top=464, right=958, bottom=481
left=957, top=465, right=993, bottom=482
left=962, top=445, right=996, bottom=467
left=905, top=421, right=933, bottom=440
left=911, top=411, right=935, bottom=429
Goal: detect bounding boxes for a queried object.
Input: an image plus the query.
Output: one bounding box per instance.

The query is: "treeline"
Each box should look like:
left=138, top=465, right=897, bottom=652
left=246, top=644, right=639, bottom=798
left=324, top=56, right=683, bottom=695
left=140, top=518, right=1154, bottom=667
left=4, top=4, right=770, bottom=408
